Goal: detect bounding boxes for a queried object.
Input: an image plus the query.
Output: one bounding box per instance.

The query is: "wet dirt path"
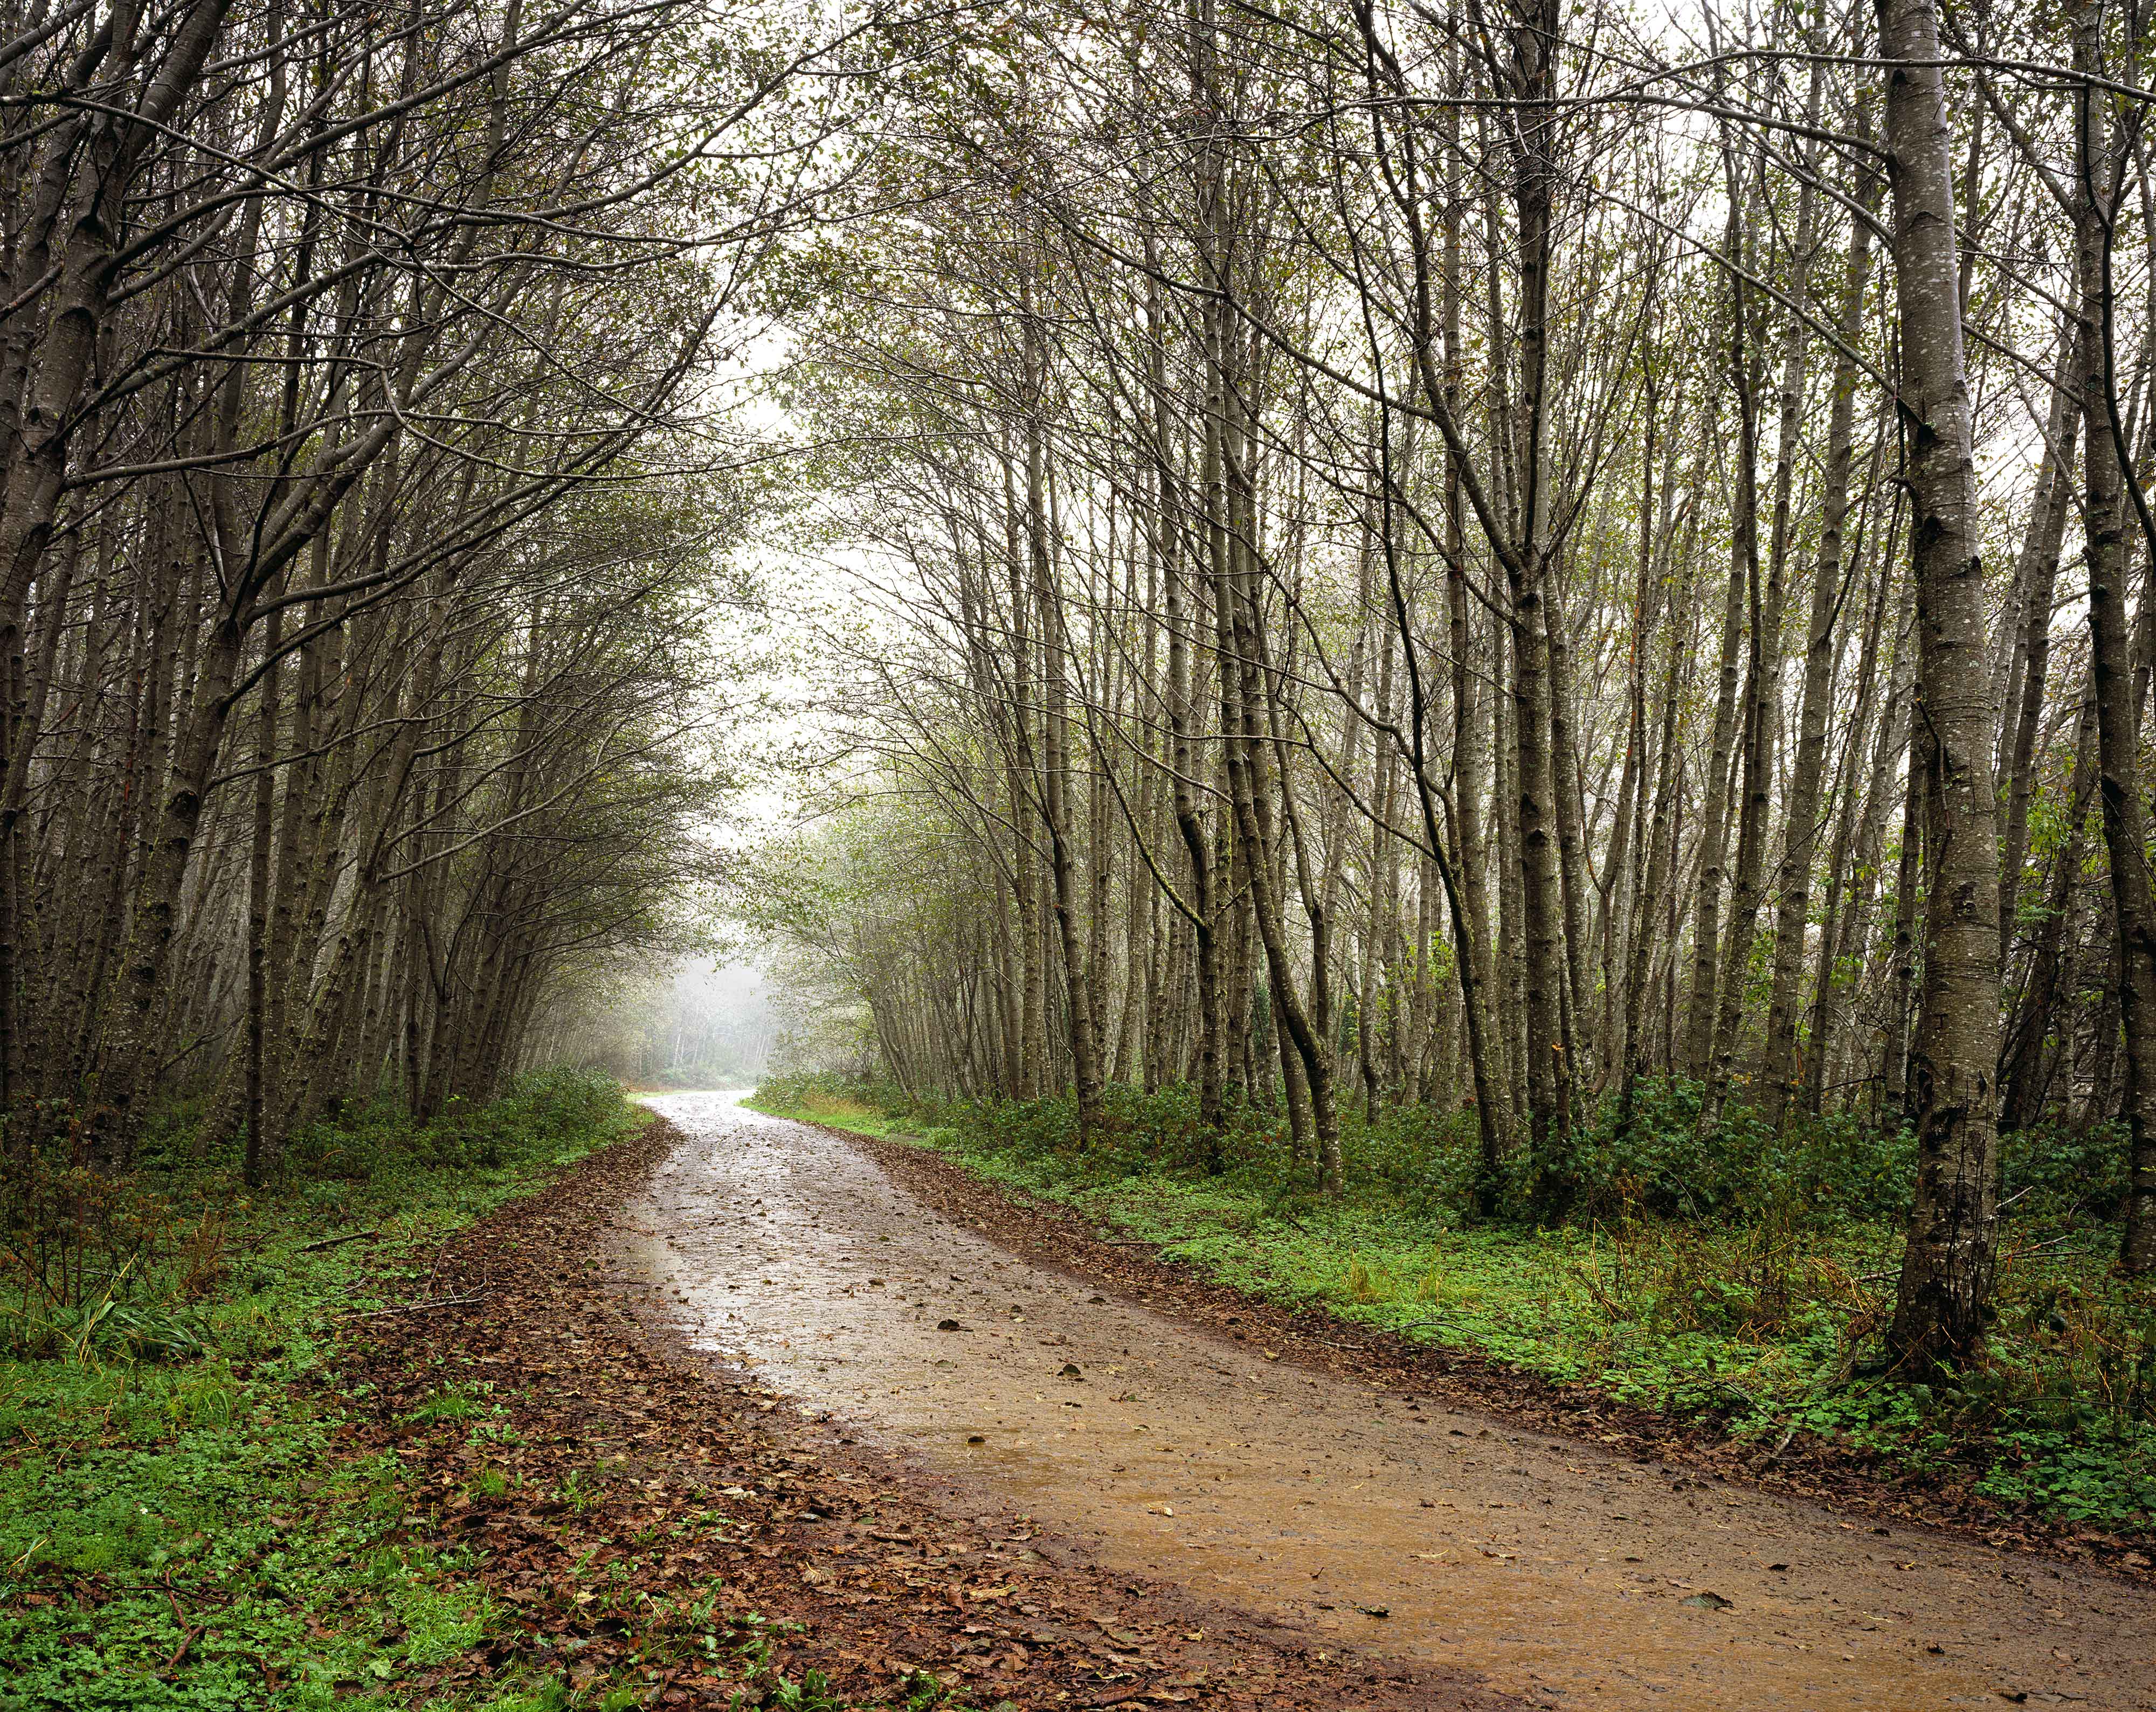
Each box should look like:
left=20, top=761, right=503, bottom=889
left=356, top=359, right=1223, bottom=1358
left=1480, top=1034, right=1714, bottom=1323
left=614, top=1093, right=2156, bottom=1711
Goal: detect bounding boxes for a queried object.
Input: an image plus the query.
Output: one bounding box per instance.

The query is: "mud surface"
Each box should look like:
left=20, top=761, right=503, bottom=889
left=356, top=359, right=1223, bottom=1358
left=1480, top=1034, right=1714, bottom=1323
left=616, top=1093, right=2156, bottom=1711
left=355, top=1111, right=1473, bottom=1710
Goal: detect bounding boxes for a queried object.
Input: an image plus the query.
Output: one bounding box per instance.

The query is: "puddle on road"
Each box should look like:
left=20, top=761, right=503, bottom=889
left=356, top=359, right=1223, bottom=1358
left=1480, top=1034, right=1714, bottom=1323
left=614, top=1092, right=2156, bottom=1711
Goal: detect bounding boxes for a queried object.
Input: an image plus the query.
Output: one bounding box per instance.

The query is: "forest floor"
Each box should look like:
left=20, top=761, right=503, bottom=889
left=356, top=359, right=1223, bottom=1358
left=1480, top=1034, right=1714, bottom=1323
left=15, top=1086, right=2154, bottom=1708
left=630, top=1091, right=2156, bottom=1711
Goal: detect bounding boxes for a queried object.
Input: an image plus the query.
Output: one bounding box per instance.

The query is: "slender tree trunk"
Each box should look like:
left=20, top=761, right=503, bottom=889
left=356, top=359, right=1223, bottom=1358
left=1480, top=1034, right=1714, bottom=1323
left=1763, top=142, right=1877, bottom=1128
left=1704, top=174, right=1785, bottom=1127
left=1686, top=301, right=1751, bottom=1081
left=2074, top=12, right=2156, bottom=1271
left=1806, top=477, right=1897, bottom=1114
left=2000, top=684, right=2098, bottom=1133
left=1997, top=328, right=2081, bottom=951
left=1619, top=481, right=1691, bottom=1139
left=1883, top=0, right=2006, bottom=1368
left=244, top=610, right=280, bottom=1187
left=1502, top=0, right=1574, bottom=1181
left=1003, top=442, right=1046, bottom=1104
left=1545, top=575, right=1592, bottom=1073
left=1028, top=377, right=1104, bottom=1143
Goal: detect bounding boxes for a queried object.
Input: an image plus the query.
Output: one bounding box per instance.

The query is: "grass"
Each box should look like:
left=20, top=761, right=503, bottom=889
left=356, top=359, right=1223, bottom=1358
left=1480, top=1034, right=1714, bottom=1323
left=780, top=1087, right=911, bottom=1136
left=2, top=1070, right=997, bottom=1712
left=751, top=1072, right=2156, bottom=1539
left=0, top=1070, right=730, bottom=1712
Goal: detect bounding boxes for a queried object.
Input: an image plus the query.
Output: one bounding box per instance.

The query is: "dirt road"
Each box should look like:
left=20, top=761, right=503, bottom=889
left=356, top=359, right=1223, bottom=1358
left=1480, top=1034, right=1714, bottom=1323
left=616, top=1092, right=2156, bottom=1711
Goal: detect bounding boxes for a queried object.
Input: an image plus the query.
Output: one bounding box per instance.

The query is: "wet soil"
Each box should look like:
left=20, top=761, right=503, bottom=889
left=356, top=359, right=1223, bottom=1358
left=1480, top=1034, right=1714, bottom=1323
left=347, top=1110, right=1482, bottom=1709
left=618, top=1093, right=2156, bottom=1712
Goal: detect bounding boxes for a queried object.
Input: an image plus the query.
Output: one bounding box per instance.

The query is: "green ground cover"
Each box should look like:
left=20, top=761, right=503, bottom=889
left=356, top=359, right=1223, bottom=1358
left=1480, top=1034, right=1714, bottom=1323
left=0, top=1071, right=656, bottom=1712
left=751, top=1073, right=2156, bottom=1537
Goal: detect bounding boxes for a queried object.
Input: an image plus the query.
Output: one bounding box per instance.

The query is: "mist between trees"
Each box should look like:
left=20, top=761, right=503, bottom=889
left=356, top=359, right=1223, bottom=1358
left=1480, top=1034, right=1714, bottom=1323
left=557, top=963, right=778, bottom=1087
left=736, top=0, right=2156, bottom=1379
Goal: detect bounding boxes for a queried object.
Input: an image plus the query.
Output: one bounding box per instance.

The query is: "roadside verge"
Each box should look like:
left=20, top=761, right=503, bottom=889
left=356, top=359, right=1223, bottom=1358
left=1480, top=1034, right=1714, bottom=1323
left=758, top=1104, right=2156, bottom=1590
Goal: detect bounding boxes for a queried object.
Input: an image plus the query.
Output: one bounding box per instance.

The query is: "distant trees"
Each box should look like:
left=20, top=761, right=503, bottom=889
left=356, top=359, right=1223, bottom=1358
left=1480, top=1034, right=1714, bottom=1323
left=752, top=0, right=2156, bottom=1366
left=540, top=965, right=778, bottom=1087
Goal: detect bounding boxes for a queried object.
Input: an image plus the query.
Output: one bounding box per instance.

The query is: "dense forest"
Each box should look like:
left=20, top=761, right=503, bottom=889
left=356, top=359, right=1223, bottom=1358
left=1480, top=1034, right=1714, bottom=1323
left=12, top=0, right=2156, bottom=1702
left=741, top=0, right=2156, bottom=1378
left=5, top=0, right=2152, bottom=1363
left=0, top=0, right=855, bottom=1182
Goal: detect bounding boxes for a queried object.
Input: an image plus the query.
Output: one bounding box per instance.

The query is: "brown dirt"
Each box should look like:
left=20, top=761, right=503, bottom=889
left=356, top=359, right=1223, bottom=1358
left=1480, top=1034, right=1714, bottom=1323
left=834, top=1115, right=2156, bottom=1578
left=337, top=1110, right=1497, bottom=1709
left=618, top=1093, right=2156, bottom=1711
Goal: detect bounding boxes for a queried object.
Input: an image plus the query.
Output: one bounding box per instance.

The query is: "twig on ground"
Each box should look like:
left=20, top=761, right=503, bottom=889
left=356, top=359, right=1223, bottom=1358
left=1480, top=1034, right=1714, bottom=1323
left=421, top=1231, right=455, bottom=1294
left=292, top=1229, right=379, bottom=1254
left=161, top=1576, right=198, bottom=1672
left=350, top=1293, right=489, bottom=1319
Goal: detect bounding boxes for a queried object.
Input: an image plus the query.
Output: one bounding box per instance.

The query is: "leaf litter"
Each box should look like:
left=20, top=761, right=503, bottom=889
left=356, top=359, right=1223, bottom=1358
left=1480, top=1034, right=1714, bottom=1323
left=335, top=1116, right=1502, bottom=1709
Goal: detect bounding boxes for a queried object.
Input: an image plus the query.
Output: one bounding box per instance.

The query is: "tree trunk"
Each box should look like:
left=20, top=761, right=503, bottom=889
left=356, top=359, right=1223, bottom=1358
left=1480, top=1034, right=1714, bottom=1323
left=1685, top=241, right=1751, bottom=1084
left=1882, top=0, right=2007, bottom=1369
left=1999, top=684, right=2098, bottom=1133
left=1996, top=328, right=2081, bottom=952
left=1028, top=379, right=1104, bottom=1143
left=1762, top=138, right=1877, bottom=1128
left=2074, top=10, right=2156, bottom=1271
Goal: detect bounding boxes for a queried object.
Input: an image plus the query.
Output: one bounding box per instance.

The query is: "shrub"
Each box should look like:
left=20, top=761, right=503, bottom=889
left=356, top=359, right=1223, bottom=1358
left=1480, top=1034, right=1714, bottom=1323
left=1, top=1066, right=628, bottom=1362
left=2001, top=1118, right=2130, bottom=1225
left=1546, top=1078, right=1918, bottom=1226
left=0, top=1156, right=181, bottom=1359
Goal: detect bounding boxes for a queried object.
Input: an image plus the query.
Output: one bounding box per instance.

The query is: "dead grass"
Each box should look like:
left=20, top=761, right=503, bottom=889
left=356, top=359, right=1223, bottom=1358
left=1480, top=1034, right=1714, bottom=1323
left=795, top=1089, right=879, bottom=1122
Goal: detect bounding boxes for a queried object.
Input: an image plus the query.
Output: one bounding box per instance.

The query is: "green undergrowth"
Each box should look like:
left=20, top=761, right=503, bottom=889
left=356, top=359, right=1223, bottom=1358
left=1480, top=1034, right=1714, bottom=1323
left=2, top=1069, right=987, bottom=1712
left=752, top=1072, right=2156, bottom=1538
left=0, top=1069, right=695, bottom=1711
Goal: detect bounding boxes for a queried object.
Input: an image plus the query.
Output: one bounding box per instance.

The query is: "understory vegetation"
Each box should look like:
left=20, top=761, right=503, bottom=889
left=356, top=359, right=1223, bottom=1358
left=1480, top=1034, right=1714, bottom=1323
left=0, top=1071, right=693, bottom=1711
left=754, top=1073, right=2156, bottom=1537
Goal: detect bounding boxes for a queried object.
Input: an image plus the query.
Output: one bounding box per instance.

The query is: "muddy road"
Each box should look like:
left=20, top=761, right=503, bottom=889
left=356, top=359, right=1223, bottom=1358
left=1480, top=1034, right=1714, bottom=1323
left=613, top=1092, right=2155, bottom=1710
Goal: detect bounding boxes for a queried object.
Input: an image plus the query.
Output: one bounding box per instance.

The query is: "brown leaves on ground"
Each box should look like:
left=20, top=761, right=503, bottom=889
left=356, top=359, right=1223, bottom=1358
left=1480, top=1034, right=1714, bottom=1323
left=333, top=1119, right=1503, bottom=1710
